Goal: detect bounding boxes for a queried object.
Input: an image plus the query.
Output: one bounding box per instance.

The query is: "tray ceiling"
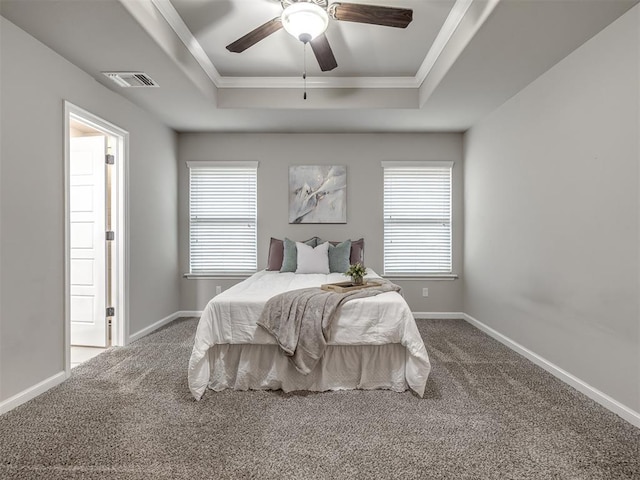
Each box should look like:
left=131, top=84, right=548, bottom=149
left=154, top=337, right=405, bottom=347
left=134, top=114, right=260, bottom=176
left=169, top=0, right=456, bottom=78
left=1, top=0, right=637, bottom=132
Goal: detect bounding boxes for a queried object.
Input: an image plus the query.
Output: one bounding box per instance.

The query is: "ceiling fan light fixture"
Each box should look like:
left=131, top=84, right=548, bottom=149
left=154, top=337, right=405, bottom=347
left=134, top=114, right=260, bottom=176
left=281, top=2, right=329, bottom=43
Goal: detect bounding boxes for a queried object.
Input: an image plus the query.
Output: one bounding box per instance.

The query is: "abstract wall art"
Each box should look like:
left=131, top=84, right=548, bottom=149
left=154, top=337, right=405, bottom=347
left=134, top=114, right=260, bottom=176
left=289, top=165, right=347, bottom=224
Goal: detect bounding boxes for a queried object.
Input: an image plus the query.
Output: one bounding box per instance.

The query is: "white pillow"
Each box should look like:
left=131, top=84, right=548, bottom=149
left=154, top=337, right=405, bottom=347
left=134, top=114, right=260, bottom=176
left=295, top=241, right=330, bottom=274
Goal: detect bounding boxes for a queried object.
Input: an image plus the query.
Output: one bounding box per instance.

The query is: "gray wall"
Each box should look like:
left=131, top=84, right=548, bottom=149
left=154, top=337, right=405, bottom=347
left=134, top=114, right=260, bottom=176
left=0, top=18, right=180, bottom=402
left=178, top=133, right=464, bottom=313
left=463, top=6, right=640, bottom=412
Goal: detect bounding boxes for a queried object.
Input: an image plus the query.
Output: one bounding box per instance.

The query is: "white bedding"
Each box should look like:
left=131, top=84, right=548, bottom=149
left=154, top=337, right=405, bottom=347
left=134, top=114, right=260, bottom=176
left=188, top=269, right=431, bottom=399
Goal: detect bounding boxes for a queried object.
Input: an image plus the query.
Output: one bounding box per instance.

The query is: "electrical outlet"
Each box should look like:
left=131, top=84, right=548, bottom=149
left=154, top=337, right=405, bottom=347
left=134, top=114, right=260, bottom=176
left=215, top=286, right=222, bottom=295
left=422, top=287, right=429, bottom=297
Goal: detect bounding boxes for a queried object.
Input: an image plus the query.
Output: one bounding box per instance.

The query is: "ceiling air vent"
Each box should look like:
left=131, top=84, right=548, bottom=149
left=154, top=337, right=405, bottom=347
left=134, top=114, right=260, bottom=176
left=102, top=72, right=159, bottom=88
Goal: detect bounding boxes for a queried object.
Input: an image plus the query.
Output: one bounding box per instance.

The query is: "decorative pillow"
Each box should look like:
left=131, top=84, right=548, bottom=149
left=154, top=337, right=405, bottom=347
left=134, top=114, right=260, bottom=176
left=280, top=237, right=317, bottom=272
left=319, top=238, right=365, bottom=266
left=266, top=238, right=284, bottom=271
left=349, top=238, right=365, bottom=264
left=295, top=241, right=330, bottom=274
left=325, top=240, right=352, bottom=273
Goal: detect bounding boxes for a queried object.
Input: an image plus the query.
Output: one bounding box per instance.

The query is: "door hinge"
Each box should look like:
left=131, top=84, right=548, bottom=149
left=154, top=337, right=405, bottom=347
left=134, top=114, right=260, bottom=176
left=106, top=307, right=115, bottom=317
left=106, top=231, right=115, bottom=241
left=105, top=154, right=115, bottom=165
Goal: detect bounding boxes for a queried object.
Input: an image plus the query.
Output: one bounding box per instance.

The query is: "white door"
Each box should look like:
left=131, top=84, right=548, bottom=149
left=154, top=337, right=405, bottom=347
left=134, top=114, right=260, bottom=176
left=70, top=135, right=107, bottom=347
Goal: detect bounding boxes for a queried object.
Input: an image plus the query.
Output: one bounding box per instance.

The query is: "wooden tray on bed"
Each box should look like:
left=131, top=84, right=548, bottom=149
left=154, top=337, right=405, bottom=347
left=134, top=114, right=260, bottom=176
left=321, top=281, right=381, bottom=293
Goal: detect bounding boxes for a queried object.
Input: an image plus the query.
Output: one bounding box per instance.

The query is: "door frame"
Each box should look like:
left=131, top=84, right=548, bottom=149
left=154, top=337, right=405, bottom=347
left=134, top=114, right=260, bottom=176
left=63, top=101, right=130, bottom=376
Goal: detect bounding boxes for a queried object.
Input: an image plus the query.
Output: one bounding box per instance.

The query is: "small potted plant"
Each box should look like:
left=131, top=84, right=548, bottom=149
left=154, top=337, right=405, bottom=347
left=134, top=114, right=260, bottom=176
left=345, top=263, right=367, bottom=286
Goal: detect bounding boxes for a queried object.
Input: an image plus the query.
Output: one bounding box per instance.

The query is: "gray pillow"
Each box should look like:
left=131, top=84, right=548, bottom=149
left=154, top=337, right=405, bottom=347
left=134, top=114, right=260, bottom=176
left=280, top=237, right=317, bottom=272
left=327, top=240, right=351, bottom=273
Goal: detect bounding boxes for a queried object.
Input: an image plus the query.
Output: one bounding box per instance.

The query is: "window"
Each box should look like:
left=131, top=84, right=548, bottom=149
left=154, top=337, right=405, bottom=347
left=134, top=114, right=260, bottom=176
left=188, top=161, right=258, bottom=274
left=382, top=161, right=453, bottom=275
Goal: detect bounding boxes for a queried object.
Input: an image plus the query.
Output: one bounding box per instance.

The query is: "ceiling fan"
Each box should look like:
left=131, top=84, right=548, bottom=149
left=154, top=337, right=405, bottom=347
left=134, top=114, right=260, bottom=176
left=226, top=0, right=413, bottom=72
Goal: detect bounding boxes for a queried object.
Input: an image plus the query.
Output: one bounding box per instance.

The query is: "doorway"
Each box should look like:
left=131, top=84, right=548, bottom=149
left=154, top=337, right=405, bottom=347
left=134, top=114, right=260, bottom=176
left=64, top=102, right=128, bottom=374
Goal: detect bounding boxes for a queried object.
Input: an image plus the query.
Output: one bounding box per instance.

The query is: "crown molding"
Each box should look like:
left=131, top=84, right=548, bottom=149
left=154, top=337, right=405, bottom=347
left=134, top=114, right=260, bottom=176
left=215, top=76, right=420, bottom=89
left=418, top=0, right=501, bottom=106
left=150, top=0, right=223, bottom=85
left=415, top=0, right=474, bottom=84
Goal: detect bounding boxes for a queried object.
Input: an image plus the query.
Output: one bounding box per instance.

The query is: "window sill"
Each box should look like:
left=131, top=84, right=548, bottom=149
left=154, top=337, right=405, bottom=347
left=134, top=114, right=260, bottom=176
left=183, top=273, right=254, bottom=280
left=384, top=274, right=458, bottom=281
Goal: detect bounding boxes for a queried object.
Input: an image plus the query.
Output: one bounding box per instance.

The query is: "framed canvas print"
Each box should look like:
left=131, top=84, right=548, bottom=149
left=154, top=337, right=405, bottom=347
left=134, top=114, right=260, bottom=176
left=289, top=165, right=346, bottom=224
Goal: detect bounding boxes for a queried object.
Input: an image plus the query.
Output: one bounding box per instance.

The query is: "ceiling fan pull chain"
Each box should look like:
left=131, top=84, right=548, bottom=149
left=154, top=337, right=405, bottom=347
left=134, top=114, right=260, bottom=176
left=303, top=42, right=307, bottom=100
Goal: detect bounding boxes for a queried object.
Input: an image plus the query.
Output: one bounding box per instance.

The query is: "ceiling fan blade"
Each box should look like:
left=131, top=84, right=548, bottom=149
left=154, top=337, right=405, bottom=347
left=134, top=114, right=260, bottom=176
left=226, top=17, right=283, bottom=53
left=310, top=34, right=338, bottom=72
left=330, top=3, right=413, bottom=28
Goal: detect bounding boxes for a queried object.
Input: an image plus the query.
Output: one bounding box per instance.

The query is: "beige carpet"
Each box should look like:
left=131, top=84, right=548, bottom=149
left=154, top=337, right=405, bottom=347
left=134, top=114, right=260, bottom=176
left=1, top=318, right=638, bottom=479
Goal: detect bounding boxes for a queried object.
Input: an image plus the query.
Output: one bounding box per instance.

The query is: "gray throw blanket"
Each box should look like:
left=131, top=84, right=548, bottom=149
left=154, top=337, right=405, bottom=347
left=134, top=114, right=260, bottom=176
left=256, top=281, right=401, bottom=375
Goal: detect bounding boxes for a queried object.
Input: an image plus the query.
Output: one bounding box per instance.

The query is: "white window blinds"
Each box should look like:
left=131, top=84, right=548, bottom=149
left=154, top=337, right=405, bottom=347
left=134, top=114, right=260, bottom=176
left=382, top=161, right=453, bottom=275
left=188, top=161, right=258, bottom=274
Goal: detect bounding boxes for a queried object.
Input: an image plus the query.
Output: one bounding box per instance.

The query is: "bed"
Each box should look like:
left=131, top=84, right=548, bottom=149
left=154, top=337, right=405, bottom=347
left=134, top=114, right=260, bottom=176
left=188, top=269, right=431, bottom=400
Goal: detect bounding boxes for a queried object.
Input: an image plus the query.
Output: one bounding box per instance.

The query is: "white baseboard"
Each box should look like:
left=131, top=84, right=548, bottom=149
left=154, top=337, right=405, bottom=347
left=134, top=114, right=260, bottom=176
left=128, top=310, right=203, bottom=343
left=0, top=371, right=66, bottom=415
left=128, top=311, right=181, bottom=343
left=463, top=313, right=640, bottom=429
left=413, top=312, right=466, bottom=320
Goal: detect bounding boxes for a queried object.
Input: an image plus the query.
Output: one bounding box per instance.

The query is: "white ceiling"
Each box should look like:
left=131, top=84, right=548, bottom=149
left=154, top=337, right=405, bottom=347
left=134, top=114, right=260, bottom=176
left=170, top=0, right=456, bottom=77
left=1, top=0, right=637, bottom=132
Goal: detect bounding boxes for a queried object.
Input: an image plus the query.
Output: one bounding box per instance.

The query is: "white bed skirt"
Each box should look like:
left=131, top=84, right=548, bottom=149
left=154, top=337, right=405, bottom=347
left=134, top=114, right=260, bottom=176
left=208, top=343, right=412, bottom=394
